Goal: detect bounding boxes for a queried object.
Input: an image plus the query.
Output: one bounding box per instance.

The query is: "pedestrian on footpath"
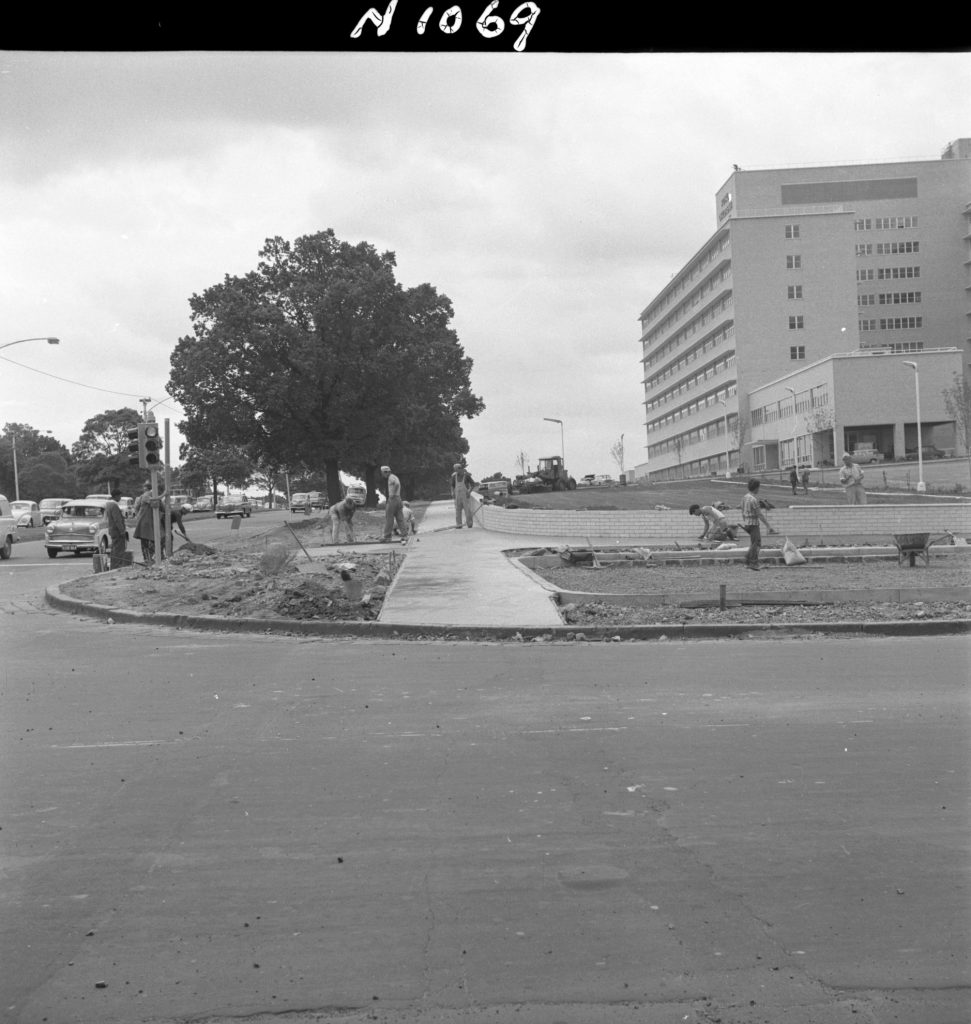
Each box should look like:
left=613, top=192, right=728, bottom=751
left=740, top=478, right=772, bottom=571
left=800, top=468, right=811, bottom=494
left=380, top=465, right=408, bottom=544
left=789, top=467, right=799, bottom=495
left=839, top=452, right=867, bottom=505
left=328, top=493, right=357, bottom=544
left=450, top=462, right=475, bottom=529
left=105, top=488, right=129, bottom=568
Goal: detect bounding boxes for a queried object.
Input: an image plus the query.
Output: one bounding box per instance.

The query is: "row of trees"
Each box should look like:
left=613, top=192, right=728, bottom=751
left=168, top=230, right=484, bottom=505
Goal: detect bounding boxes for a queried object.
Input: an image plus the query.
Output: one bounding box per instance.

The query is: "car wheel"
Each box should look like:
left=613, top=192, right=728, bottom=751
left=46, top=547, right=58, bottom=559
left=0, top=536, right=11, bottom=560
left=100, top=538, right=109, bottom=554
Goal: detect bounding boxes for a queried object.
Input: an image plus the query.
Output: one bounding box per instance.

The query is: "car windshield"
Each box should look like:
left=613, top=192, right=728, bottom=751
left=62, top=504, right=104, bottom=518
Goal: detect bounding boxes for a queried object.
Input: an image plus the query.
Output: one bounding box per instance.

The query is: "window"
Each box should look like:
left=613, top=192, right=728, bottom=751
left=853, top=218, right=872, bottom=231
left=878, top=291, right=921, bottom=304
left=875, top=240, right=919, bottom=255
left=859, top=319, right=877, bottom=331
left=857, top=268, right=874, bottom=281
left=790, top=346, right=805, bottom=360
left=856, top=244, right=873, bottom=256
left=788, top=315, right=804, bottom=330
left=874, top=216, right=918, bottom=229
left=787, top=285, right=803, bottom=299
left=784, top=224, right=800, bottom=239
left=858, top=294, right=875, bottom=306
left=879, top=316, right=923, bottom=330
left=786, top=254, right=802, bottom=269
left=877, top=265, right=920, bottom=279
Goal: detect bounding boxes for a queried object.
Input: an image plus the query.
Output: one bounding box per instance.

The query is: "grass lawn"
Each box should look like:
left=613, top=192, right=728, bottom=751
left=503, top=476, right=971, bottom=512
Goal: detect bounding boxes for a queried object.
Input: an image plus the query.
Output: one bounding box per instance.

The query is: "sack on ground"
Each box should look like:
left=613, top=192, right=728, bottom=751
left=781, top=536, right=807, bottom=566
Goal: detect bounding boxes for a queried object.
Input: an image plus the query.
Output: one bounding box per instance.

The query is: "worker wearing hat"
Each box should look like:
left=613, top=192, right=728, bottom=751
left=450, top=462, right=475, bottom=529
left=380, top=465, right=408, bottom=544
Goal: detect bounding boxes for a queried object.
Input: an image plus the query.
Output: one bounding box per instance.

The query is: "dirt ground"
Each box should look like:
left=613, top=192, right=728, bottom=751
left=61, top=512, right=406, bottom=623
left=528, top=551, right=971, bottom=627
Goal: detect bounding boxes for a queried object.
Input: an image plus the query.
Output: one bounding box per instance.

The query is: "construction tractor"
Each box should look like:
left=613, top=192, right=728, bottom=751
left=520, top=456, right=577, bottom=492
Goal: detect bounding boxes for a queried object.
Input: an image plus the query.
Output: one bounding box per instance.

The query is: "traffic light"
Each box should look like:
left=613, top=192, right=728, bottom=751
left=141, top=421, right=161, bottom=469
left=127, top=426, right=141, bottom=466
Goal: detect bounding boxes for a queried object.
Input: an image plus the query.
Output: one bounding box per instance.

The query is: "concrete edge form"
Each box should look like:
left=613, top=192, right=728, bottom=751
left=43, top=583, right=971, bottom=641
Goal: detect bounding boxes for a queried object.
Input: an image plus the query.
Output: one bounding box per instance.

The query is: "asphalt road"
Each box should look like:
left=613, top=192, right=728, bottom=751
left=1, top=593, right=968, bottom=1024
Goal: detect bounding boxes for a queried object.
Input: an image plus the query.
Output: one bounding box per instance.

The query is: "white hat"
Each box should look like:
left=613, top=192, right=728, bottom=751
left=380, top=465, right=391, bottom=472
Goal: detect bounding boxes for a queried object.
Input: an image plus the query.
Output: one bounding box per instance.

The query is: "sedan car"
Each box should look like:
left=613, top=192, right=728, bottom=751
left=44, top=499, right=108, bottom=557
left=11, top=500, right=41, bottom=527
left=905, top=445, right=946, bottom=460
left=39, top=498, right=72, bottom=524
left=215, top=497, right=252, bottom=518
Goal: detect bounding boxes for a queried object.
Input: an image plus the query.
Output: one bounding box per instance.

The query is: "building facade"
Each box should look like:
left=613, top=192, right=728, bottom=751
left=637, top=139, right=971, bottom=482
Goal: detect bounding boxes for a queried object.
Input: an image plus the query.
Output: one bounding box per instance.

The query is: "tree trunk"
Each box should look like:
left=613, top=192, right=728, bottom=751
left=324, top=458, right=342, bottom=505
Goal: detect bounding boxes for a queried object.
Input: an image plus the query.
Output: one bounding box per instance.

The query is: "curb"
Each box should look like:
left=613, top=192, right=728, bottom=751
left=44, top=584, right=971, bottom=642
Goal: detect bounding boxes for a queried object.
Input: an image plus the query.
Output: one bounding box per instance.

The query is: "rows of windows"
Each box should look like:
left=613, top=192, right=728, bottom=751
left=751, top=384, right=829, bottom=427
left=859, top=317, right=923, bottom=331
left=647, top=410, right=736, bottom=453
left=853, top=216, right=918, bottom=231
left=642, top=296, right=734, bottom=371
left=640, top=265, right=732, bottom=351
left=860, top=266, right=921, bottom=280
left=639, top=235, right=730, bottom=329
left=644, top=352, right=736, bottom=413
left=646, top=386, right=736, bottom=435
left=859, top=291, right=922, bottom=305
left=858, top=242, right=919, bottom=256
left=648, top=453, right=731, bottom=483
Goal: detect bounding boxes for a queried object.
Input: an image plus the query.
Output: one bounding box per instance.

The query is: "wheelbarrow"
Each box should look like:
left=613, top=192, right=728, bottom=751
left=891, top=532, right=948, bottom=568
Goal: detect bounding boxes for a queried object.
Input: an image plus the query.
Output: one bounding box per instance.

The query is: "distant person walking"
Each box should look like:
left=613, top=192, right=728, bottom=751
left=800, top=468, right=810, bottom=495
left=380, top=465, right=408, bottom=544
left=789, top=467, right=799, bottom=494
left=839, top=453, right=867, bottom=505
left=740, top=478, right=772, bottom=571
left=328, top=493, right=357, bottom=544
left=104, top=489, right=128, bottom=568
left=451, top=462, right=475, bottom=529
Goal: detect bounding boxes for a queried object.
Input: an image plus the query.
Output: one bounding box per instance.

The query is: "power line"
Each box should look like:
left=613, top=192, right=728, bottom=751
left=0, top=352, right=177, bottom=410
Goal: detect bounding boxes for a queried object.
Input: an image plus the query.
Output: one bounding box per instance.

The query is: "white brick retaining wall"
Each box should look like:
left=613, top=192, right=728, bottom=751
left=476, top=500, right=971, bottom=543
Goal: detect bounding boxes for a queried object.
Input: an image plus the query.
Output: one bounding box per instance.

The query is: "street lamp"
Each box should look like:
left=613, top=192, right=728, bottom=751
left=0, top=336, right=60, bottom=353
left=902, top=361, right=926, bottom=493
left=543, top=417, right=565, bottom=464
left=715, top=398, right=730, bottom=478
left=784, top=386, right=798, bottom=472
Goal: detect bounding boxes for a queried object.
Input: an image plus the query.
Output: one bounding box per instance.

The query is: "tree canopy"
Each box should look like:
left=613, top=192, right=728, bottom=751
left=70, top=407, right=146, bottom=495
left=168, top=230, right=483, bottom=502
left=1, top=423, right=73, bottom=499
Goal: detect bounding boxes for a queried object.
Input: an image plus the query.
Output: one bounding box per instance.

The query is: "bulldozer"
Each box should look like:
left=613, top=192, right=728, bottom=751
left=518, top=456, right=577, bottom=493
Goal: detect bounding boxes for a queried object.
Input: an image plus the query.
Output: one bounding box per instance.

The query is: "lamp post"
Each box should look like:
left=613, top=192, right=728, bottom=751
left=715, top=398, right=730, bottom=478
left=784, top=386, right=798, bottom=472
left=543, top=417, right=565, bottom=464
left=902, top=361, right=926, bottom=493
left=10, top=431, right=18, bottom=501
left=0, top=336, right=60, bottom=353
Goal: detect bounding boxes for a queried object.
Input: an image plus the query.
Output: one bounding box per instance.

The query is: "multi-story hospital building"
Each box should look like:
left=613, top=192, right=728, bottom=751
left=636, top=138, right=971, bottom=481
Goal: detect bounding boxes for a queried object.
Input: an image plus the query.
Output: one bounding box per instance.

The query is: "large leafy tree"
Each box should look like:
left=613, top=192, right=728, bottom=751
left=179, top=444, right=253, bottom=505
left=1, top=423, right=71, bottom=498
left=168, top=230, right=483, bottom=503
left=70, top=407, right=145, bottom=494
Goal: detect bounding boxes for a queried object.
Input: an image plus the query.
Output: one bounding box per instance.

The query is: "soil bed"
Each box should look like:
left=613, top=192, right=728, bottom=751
left=60, top=512, right=405, bottom=623
left=526, top=552, right=971, bottom=627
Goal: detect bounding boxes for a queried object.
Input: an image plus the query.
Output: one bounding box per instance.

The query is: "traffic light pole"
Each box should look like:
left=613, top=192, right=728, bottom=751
left=163, top=419, right=172, bottom=559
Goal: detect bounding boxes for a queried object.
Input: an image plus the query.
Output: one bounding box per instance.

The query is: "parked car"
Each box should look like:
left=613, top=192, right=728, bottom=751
left=345, top=484, right=366, bottom=506
left=578, top=474, right=596, bottom=487
left=190, top=497, right=214, bottom=512
left=851, top=447, right=884, bottom=463
left=215, top=496, right=252, bottom=519
left=0, top=494, right=19, bottom=559
left=169, top=494, right=194, bottom=513
left=11, top=500, right=41, bottom=527
left=44, top=499, right=108, bottom=558
left=290, top=492, right=311, bottom=513
left=308, top=490, right=328, bottom=510
left=905, top=445, right=946, bottom=460
left=39, top=498, right=72, bottom=524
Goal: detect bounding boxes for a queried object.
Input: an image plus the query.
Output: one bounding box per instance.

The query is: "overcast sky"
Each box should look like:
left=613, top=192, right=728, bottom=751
left=1, top=50, right=968, bottom=485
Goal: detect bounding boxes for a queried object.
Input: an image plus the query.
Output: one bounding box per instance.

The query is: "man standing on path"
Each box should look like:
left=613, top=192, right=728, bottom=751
left=450, top=462, right=475, bottom=529
left=104, top=488, right=128, bottom=568
left=740, top=478, right=772, bottom=571
left=839, top=452, right=867, bottom=504
left=380, top=465, right=407, bottom=544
